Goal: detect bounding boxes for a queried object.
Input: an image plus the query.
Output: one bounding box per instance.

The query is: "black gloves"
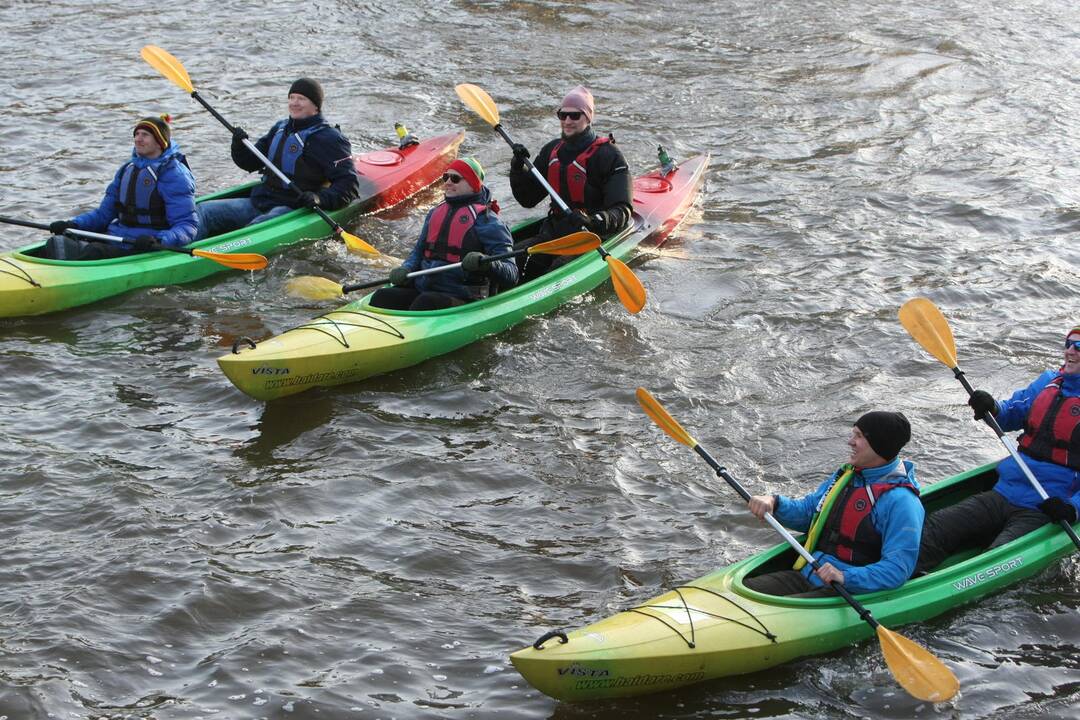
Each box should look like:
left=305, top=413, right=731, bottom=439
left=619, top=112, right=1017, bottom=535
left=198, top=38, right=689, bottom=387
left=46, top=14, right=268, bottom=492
left=49, top=220, right=75, bottom=235
left=510, top=143, right=531, bottom=172
left=298, top=191, right=321, bottom=209
left=568, top=210, right=604, bottom=233
left=388, top=266, right=411, bottom=287
left=967, top=390, right=997, bottom=420
left=461, top=252, right=488, bottom=274
left=132, top=235, right=157, bottom=253
left=1038, top=497, right=1077, bottom=524
left=232, top=126, right=249, bottom=143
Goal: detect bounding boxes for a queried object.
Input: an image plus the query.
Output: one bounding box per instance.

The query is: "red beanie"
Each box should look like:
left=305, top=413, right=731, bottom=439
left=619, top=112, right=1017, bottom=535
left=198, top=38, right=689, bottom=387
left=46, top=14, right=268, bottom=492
left=448, top=157, right=484, bottom=192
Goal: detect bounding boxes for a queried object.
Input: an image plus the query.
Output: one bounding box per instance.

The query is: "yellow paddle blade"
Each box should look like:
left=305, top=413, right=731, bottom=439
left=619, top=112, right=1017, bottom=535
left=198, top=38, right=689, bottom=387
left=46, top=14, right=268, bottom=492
left=285, top=275, right=345, bottom=300
left=455, top=83, right=500, bottom=126
left=339, top=229, right=380, bottom=256
left=636, top=388, right=698, bottom=448
left=530, top=231, right=602, bottom=256
left=899, top=297, right=958, bottom=368
left=140, top=45, right=194, bottom=94
left=877, top=626, right=960, bottom=702
left=191, top=249, right=268, bottom=270
left=606, top=255, right=646, bottom=314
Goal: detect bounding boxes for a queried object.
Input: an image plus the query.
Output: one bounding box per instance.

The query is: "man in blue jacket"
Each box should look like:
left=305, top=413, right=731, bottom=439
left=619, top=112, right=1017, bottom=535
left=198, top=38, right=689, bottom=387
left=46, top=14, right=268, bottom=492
left=746, top=411, right=923, bottom=597
left=370, top=157, right=517, bottom=311
left=194, top=78, right=360, bottom=239
left=45, top=115, right=197, bottom=259
left=917, top=327, right=1080, bottom=573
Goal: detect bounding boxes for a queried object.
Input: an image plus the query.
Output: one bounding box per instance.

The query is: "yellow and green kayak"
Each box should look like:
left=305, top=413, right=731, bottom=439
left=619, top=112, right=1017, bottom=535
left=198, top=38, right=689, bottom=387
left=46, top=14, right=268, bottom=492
left=509, top=461, right=1080, bottom=702
left=0, top=131, right=463, bottom=317
left=217, top=153, right=709, bottom=401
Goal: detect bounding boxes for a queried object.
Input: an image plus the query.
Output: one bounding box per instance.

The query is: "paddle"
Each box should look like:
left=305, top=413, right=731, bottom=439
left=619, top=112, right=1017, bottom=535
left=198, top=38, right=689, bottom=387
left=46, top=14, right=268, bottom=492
left=0, top=216, right=268, bottom=270
left=454, top=83, right=645, bottom=314
left=899, top=297, right=1080, bottom=549
left=286, top=231, right=601, bottom=300
left=140, top=45, right=380, bottom=257
left=635, top=387, right=960, bottom=703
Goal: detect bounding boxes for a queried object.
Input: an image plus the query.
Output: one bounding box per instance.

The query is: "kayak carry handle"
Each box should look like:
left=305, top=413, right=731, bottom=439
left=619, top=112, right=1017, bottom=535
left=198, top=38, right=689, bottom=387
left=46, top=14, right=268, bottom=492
left=532, top=629, right=569, bottom=650
left=231, top=336, right=257, bottom=354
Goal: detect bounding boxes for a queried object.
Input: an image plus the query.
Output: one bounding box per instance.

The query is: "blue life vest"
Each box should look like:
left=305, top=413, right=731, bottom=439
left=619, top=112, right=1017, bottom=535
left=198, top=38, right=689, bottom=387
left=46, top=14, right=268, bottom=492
left=266, top=119, right=330, bottom=181
left=116, top=160, right=173, bottom=229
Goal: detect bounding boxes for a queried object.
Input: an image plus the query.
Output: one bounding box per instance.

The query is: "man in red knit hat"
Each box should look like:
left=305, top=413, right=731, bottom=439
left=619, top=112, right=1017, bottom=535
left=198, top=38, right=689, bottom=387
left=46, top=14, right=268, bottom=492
left=370, top=157, right=518, bottom=311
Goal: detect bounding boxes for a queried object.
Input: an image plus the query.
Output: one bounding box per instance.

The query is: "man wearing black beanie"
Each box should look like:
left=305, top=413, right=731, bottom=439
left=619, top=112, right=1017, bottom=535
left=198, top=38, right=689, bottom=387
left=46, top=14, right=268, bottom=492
left=744, top=410, right=923, bottom=597
left=194, top=77, right=359, bottom=240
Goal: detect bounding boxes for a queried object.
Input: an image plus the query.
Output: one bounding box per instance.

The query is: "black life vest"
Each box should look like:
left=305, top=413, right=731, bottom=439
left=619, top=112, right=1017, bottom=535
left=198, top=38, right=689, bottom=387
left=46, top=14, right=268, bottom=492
left=546, top=136, right=610, bottom=210
left=1018, top=376, right=1080, bottom=470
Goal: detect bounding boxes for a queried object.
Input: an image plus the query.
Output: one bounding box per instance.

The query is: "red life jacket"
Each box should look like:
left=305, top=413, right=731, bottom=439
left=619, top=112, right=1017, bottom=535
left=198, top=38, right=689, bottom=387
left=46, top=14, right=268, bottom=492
left=422, top=201, right=489, bottom=263
left=546, top=136, right=610, bottom=209
left=1018, top=377, right=1080, bottom=470
left=815, top=473, right=920, bottom=564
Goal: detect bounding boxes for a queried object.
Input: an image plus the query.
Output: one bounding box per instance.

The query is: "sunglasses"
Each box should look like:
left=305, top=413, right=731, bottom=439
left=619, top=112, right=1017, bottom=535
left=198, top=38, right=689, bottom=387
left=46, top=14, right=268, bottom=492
left=442, top=173, right=464, bottom=184
left=556, top=110, right=584, bottom=121
left=1066, top=337, right=1080, bottom=351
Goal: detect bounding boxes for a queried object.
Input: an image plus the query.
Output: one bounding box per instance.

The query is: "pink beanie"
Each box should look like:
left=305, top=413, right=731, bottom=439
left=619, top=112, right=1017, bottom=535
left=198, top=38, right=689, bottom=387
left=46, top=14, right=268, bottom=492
left=558, top=85, right=594, bottom=123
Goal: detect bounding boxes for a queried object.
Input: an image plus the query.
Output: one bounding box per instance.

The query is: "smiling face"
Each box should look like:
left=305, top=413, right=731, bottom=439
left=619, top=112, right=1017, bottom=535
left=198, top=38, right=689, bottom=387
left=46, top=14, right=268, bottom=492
left=557, top=107, right=589, bottom=138
left=848, top=426, right=888, bottom=468
left=288, top=93, right=318, bottom=120
left=133, top=128, right=163, bottom=159
left=442, top=171, right=472, bottom=199
left=1064, top=332, right=1080, bottom=375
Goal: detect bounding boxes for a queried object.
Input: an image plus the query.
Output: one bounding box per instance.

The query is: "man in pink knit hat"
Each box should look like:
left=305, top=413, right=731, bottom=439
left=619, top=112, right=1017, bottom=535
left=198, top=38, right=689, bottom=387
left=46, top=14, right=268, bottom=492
left=508, top=84, right=633, bottom=282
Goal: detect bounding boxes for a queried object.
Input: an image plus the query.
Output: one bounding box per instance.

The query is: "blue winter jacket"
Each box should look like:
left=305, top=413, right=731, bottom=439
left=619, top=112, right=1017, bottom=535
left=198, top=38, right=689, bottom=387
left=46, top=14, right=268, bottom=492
left=401, top=187, right=518, bottom=300
left=774, top=458, right=923, bottom=594
left=987, top=369, right=1080, bottom=516
left=72, top=143, right=198, bottom=248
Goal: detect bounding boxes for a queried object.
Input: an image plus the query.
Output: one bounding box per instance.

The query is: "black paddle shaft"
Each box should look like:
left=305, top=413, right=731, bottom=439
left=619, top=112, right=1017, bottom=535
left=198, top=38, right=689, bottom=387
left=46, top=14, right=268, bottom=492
left=692, top=442, right=880, bottom=629
left=952, top=367, right=1080, bottom=549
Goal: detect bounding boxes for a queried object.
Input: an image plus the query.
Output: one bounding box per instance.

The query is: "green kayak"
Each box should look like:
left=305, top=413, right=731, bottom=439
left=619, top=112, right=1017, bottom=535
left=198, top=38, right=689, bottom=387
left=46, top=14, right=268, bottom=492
left=509, top=461, right=1080, bottom=702
left=217, top=152, right=709, bottom=401
left=0, top=131, right=463, bottom=317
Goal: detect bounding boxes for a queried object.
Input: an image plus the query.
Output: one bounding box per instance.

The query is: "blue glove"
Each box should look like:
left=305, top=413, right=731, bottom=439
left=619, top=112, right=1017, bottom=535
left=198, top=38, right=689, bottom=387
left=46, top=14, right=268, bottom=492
left=388, top=266, right=411, bottom=286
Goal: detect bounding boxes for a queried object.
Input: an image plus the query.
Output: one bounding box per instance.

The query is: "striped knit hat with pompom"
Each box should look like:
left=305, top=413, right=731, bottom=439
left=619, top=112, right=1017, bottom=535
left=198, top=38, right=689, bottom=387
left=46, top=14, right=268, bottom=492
left=134, top=114, right=172, bottom=151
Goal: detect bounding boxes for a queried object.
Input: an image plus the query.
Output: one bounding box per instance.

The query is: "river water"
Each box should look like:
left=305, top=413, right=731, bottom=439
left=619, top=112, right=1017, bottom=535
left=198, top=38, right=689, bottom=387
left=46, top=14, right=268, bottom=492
left=1, top=1, right=1078, bottom=718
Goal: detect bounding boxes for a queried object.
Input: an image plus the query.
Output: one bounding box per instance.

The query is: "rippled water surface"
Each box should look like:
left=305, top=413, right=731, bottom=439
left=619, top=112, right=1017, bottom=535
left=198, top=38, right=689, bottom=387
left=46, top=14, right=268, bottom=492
left=2, top=1, right=1079, bottom=718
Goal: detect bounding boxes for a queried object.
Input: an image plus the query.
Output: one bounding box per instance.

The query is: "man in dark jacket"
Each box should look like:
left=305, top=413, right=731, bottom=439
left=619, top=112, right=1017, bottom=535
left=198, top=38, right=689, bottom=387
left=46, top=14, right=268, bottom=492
left=194, top=78, right=360, bottom=239
left=508, top=85, right=633, bottom=282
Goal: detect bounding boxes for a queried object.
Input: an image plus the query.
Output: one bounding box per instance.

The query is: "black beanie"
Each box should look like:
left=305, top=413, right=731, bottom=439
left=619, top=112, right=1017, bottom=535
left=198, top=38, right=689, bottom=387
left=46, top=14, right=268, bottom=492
left=289, top=78, right=324, bottom=109
left=854, top=411, right=911, bottom=460
left=134, top=114, right=172, bottom=151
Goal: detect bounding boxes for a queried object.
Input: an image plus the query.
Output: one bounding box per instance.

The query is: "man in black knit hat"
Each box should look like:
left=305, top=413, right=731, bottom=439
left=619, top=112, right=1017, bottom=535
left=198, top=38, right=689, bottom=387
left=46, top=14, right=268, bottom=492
left=194, top=77, right=359, bottom=239
left=744, top=410, right=923, bottom=597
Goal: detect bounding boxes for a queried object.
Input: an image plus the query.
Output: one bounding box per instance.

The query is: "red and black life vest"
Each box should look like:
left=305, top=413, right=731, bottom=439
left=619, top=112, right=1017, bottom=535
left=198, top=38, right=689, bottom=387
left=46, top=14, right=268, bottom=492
left=1018, top=377, right=1080, bottom=470
left=814, top=473, right=920, bottom=564
left=546, top=136, right=609, bottom=209
left=422, top=200, right=489, bottom=263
